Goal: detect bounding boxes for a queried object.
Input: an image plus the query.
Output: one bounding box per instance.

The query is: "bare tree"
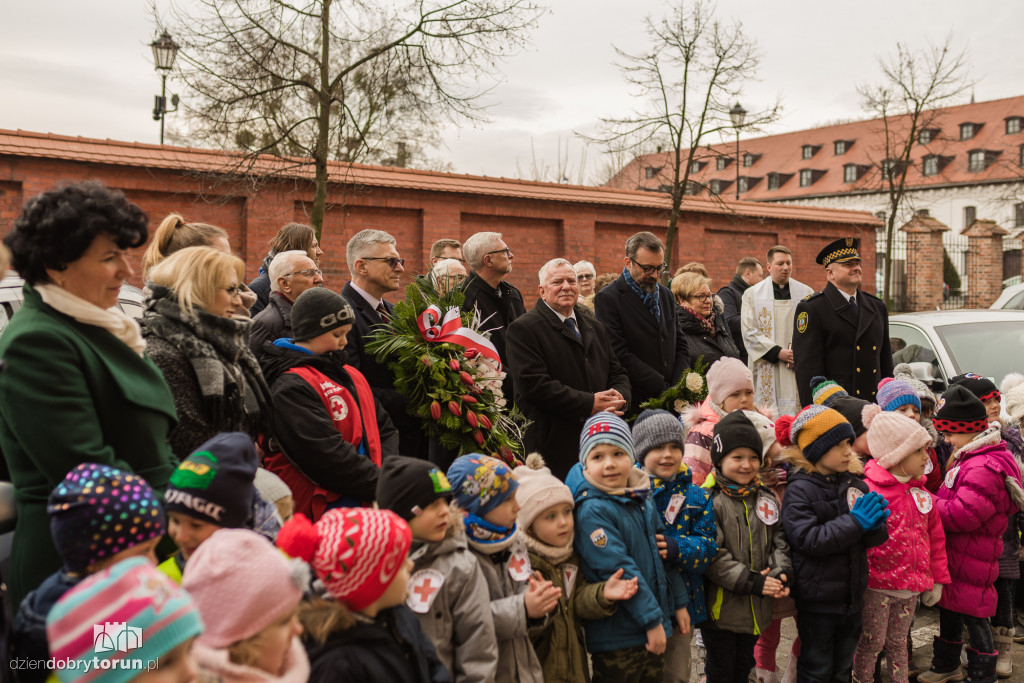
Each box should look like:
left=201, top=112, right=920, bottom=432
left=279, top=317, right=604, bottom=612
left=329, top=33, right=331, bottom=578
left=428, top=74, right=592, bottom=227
left=514, top=137, right=591, bottom=185
left=581, top=0, right=780, bottom=272
left=857, top=35, right=972, bottom=306
left=161, top=0, right=540, bottom=236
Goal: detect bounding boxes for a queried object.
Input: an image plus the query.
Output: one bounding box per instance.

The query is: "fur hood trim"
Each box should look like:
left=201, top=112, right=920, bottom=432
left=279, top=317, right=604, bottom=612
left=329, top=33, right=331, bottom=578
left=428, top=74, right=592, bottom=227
left=948, top=425, right=1002, bottom=464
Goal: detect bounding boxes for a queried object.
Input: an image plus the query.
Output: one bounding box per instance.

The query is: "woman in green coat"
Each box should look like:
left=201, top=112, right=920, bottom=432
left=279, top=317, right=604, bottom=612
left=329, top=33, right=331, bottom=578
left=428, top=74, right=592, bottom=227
left=0, top=182, right=178, bottom=609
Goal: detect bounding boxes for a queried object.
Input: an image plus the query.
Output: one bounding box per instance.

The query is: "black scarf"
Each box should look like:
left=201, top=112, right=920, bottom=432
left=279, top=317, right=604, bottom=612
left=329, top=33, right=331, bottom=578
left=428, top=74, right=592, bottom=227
left=142, top=286, right=272, bottom=437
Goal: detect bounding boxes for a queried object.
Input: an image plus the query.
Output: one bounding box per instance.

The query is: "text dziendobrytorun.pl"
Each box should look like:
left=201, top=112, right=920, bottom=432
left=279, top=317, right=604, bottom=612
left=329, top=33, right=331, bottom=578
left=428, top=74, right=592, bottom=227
left=10, top=657, right=159, bottom=673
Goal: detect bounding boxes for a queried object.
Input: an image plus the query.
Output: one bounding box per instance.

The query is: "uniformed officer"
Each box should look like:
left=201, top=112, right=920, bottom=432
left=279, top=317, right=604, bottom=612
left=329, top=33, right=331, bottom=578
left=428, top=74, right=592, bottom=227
left=792, top=237, right=894, bottom=406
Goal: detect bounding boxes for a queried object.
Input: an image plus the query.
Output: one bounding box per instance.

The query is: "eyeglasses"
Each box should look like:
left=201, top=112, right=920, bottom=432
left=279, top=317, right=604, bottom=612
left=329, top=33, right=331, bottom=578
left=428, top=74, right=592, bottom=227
left=285, top=268, right=322, bottom=278
left=485, top=247, right=512, bottom=258
left=362, top=257, right=406, bottom=269
left=629, top=257, right=669, bottom=276
left=224, top=285, right=243, bottom=298
left=577, top=273, right=595, bottom=281
left=691, top=293, right=713, bottom=302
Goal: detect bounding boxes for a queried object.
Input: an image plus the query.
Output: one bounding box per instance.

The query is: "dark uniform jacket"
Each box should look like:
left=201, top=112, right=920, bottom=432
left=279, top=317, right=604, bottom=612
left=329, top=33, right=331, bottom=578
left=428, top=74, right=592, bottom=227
left=594, top=276, right=689, bottom=409
left=792, top=282, right=894, bottom=407
left=342, top=282, right=424, bottom=458
left=717, top=275, right=751, bottom=364
left=460, top=273, right=525, bottom=400
left=505, top=300, right=631, bottom=480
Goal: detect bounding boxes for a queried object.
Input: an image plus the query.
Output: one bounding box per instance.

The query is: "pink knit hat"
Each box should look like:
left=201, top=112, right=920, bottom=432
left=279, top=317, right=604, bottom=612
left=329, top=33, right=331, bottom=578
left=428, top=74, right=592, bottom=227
left=182, top=529, right=305, bottom=649
left=514, top=453, right=574, bottom=532
left=862, top=404, right=932, bottom=469
left=277, top=509, right=412, bottom=611
left=706, top=357, right=754, bottom=406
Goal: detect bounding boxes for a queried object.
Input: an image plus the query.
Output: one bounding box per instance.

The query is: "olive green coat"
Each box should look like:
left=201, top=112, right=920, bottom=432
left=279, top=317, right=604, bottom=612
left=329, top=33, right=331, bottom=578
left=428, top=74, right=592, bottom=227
left=0, top=287, right=178, bottom=607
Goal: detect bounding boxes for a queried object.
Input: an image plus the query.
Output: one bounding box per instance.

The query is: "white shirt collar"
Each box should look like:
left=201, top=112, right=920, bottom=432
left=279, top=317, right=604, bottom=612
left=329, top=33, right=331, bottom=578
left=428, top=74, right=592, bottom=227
left=542, top=300, right=577, bottom=323
left=349, top=281, right=382, bottom=310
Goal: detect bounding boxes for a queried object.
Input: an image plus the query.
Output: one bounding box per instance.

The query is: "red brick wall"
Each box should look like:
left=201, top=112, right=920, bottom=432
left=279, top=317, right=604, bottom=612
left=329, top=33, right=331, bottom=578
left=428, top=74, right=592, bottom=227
left=0, top=156, right=877, bottom=301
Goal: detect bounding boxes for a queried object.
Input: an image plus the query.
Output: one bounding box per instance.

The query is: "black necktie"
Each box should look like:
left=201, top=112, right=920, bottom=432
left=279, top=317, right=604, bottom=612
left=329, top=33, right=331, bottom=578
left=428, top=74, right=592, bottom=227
left=564, top=317, right=581, bottom=342
left=376, top=302, right=389, bottom=322
left=849, top=295, right=858, bottom=311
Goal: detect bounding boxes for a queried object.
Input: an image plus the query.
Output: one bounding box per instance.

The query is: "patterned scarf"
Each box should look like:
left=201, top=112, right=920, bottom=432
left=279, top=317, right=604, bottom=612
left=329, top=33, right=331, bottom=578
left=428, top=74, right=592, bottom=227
left=680, top=301, right=715, bottom=336
left=464, top=513, right=518, bottom=554
left=713, top=471, right=763, bottom=499
left=623, top=266, right=661, bottom=323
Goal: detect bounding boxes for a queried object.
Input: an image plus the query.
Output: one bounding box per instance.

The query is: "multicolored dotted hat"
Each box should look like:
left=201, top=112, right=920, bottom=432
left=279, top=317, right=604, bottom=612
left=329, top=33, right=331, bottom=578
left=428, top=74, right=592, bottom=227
left=48, top=463, right=166, bottom=573
left=933, top=384, right=990, bottom=434
left=876, top=377, right=921, bottom=413
left=447, top=454, right=518, bottom=517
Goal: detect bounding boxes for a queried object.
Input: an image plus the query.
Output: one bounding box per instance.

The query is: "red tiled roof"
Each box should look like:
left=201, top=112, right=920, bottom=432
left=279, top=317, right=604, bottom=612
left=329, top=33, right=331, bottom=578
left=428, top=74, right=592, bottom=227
left=607, top=95, right=1024, bottom=201
left=0, top=129, right=878, bottom=226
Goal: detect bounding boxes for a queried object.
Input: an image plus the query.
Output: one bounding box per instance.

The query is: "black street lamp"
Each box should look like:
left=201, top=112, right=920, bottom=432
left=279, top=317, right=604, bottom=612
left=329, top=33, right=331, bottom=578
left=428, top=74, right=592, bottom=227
left=150, top=31, right=180, bottom=145
left=729, top=102, right=747, bottom=200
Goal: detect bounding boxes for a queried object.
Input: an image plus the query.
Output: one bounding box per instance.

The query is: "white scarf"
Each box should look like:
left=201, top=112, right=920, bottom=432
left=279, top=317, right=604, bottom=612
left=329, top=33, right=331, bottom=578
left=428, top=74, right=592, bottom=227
left=36, top=283, right=146, bottom=356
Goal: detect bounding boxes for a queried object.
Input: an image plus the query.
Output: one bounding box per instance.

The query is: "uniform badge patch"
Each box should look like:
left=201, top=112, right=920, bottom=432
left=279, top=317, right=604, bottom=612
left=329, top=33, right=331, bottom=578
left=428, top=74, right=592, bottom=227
left=755, top=497, right=780, bottom=526
left=563, top=563, right=579, bottom=596
left=846, top=487, right=864, bottom=511
left=329, top=394, right=349, bottom=421
left=797, top=311, right=809, bottom=334
left=944, top=466, right=960, bottom=489
left=406, top=569, right=445, bottom=613
left=508, top=547, right=532, bottom=582
left=910, top=487, right=933, bottom=514
left=664, top=494, right=685, bottom=525
left=590, top=528, right=608, bottom=548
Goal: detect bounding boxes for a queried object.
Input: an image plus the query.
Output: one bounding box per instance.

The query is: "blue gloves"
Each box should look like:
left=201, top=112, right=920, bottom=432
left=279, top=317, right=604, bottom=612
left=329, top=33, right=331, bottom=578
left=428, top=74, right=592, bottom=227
left=849, top=491, right=890, bottom=531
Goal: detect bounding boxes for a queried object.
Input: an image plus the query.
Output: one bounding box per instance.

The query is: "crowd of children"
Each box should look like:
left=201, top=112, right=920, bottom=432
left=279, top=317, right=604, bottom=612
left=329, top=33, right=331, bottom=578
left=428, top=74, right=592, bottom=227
left=9, top=355, right=1024, bottom=683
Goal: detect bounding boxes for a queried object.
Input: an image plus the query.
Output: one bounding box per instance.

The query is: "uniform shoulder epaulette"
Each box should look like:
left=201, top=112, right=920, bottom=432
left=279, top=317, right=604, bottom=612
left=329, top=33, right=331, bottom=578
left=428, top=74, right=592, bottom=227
left=801, top=291, right=822, bottom=302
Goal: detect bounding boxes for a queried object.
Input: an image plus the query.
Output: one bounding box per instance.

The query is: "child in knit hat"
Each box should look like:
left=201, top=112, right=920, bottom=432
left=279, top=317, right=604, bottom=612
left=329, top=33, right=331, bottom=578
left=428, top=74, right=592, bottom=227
left=377, top=456, right=498, bottom=683
left=683, top=357, right=756, bottom=485
left=810, top=375, right=873, bottom=460
left=276, top=507, right=448, bottom=682
left=701, top=412, right=792, bottom=683
left=777, top=405, right=890, bottom=683
left=633, top=409, right=716, bottom=683
left=567, top=413, right=690, bottom=683
left=876, top=376, right=943, bottom=493
left=853, top=406, right=950, bottom=683
left=515, top=452, right=638, bottom=683
left=12, top=464, right=167, bottom=683
left=46, top=556, right=203, bottom=683
left=919, top=385, right=1024, bottom=683
left=182, top=529, right=309, bottom=683
left=255, top=467, right=295, bottom=522
left=159, top=431, right=263, bottom=582
left=446, top=453, right=556, bottom=683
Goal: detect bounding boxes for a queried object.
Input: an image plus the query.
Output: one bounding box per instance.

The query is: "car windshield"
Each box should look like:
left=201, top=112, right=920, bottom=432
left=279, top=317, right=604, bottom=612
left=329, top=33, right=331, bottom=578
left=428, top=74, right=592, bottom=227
left=934, top=321, right=1024, bottom=384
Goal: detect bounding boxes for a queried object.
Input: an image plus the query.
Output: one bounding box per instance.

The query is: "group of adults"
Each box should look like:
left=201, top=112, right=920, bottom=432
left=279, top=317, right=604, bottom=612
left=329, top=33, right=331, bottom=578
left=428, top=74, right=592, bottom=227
left=0, top=179, right=893, bottom=609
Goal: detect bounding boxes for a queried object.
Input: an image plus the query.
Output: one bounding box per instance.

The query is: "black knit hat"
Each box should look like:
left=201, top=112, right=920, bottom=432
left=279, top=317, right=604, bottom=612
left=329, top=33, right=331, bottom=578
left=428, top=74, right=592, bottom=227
left=376, top=456, right=453, bottom=521
left=164, top=432, right=258, bottom=528
left=291, top=287, right=355, bottom=341
left=829, top=395, right=871, bottom=437
left=933, top=385, right=990, bottom=434
left=951, top=372, right=1001, bottom=403
left=711, top=411, right=764, bottom=467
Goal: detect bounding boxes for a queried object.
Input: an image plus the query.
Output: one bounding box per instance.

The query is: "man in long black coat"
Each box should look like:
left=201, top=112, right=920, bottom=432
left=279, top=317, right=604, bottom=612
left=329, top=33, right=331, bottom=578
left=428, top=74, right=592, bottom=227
left=506, top=259, right=631, bottom=479
left=717, top=256, right=763, bottom=364
left=793, top=237, right=894, bottom=406
left=595, top=231, right=689, bottom=411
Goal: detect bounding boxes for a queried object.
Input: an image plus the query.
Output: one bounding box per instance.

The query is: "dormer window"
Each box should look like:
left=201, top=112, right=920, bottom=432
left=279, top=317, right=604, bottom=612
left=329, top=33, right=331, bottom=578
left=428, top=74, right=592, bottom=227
left=801, top=145, right=820, bottom=160
left=742, top=153, right=759, bottom=167
left=709, top=179, right=733, bottom=195
left=1006, top=117, right=1022, bottom=135
left=716, top=157, right=732, bottom=171
left=690, top=160, right=705, bottom=173
left=644, top=166, right=662, bottom=179
left=960, top=123, right=979, bottom=140
left=922, top=155, right=939, bottom=177
left=843, top=164, right=859, bottom=183
left=834, top=140, right=853, bottom=155
left=768, top=173, right=779, bottom=190
left=918, top=128, right=938, bottom=145
left=968, top=150, right=987, bottom=172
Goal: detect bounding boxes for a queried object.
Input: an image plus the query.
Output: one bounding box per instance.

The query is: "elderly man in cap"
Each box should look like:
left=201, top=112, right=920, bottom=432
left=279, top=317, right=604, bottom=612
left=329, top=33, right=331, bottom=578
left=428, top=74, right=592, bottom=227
left=793, top=237, right=893, bottom=406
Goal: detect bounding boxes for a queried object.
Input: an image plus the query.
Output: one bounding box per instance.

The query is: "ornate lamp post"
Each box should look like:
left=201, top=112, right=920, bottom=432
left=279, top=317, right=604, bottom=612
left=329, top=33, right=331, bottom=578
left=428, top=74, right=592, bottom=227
left=150, top=31, right=180, bottom=145
left=729, top=102, right=747, bottom=200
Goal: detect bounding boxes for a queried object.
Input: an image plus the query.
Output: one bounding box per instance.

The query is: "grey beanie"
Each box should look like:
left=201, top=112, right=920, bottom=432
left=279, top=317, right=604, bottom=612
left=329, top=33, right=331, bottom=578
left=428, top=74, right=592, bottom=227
left=631, top=409, right=686, bottom=463
left=291, top=287, right=355, bottom=341
left=893, top=363, right=935, bottom=406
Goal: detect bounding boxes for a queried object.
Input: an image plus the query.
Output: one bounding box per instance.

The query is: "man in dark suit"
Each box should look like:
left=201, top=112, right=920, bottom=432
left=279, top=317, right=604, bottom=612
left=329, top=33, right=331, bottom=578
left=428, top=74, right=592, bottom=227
left=717, top=256, right=763, bottom=364
left=341, top=228, right=424, bottom=458
left=506, top=258, right=631, bottom=479
left=595, top=231, right=689, bottom=411
left=793, top=237, right=894, bottom=406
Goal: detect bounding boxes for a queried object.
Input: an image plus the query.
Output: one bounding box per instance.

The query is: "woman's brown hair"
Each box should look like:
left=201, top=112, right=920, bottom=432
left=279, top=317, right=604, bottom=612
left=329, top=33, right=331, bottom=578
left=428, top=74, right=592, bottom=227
left=143, top=213, right=228, bottom=277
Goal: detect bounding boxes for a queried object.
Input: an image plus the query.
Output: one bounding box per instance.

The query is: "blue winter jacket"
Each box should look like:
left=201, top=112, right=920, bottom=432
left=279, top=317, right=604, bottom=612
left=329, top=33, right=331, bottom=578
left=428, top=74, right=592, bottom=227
left=643, top=463, right=717, bottom=626
left=780, top=467, right=888, bottom=616
left=567, top=463, right=688, bottom=653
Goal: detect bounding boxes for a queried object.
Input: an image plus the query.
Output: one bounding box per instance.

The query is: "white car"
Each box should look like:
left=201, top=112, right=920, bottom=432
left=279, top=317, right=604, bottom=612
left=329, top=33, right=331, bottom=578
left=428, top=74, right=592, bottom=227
left=991, top=282, right=1024, bottom=310
left=0, top=271, right=145, bottom=334
left=889, top=309, right=1024, bottom=392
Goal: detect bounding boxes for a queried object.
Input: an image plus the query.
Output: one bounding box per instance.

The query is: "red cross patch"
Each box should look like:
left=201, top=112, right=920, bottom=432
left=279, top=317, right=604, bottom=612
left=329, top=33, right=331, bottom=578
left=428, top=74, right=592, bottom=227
left=508, top=547, right=532, bottom=582
left=755, top=497, right=779, bottom=526
left=406, top=569, right=445, bottom=614
left=910, top=487, right=933, bottom=514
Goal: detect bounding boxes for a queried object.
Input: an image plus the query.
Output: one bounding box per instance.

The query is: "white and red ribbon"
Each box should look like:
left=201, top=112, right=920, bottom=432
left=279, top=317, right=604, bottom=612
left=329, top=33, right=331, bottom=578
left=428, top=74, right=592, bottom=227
left=417, top=304, right=502, bottom=369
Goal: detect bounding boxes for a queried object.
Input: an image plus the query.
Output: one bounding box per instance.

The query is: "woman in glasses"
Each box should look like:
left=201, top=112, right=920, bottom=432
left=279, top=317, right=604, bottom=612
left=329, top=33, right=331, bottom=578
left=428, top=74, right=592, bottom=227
left=671, top=271, right=741, bottom=368
left=143, top=246, right=273, bottom=459
left=248, top=223, right=324, bottom=315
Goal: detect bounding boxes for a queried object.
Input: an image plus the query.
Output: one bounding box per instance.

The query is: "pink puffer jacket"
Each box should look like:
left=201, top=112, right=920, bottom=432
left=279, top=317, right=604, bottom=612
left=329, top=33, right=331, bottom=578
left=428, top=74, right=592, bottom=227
left=682, top=399, right=724, bottom=486
left=864, top=460, right=950, bottom=593
left=936, top=427, right=1024, bottom=618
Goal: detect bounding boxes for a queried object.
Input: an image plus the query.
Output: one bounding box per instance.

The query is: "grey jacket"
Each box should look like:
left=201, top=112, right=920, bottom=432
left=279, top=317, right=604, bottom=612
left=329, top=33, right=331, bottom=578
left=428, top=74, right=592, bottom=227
left=704, top=484, right=792, bottom=635
left=408, top=511, right=498, bottom=683
left=470, top=534, right=544, bottom=683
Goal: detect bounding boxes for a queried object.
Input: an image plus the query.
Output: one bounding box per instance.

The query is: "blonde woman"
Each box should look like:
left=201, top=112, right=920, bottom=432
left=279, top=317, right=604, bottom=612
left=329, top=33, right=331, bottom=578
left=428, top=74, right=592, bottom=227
left=672, top=271, right=740, bottom=368
left=143, top=246, right=272, bottom=459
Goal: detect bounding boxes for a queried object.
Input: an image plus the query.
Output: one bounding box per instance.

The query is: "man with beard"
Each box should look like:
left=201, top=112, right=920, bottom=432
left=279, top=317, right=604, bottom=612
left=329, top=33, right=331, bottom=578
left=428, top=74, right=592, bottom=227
left=594, top=231, right=689, bottom=411
left=740, top=246, right=812, bottom=417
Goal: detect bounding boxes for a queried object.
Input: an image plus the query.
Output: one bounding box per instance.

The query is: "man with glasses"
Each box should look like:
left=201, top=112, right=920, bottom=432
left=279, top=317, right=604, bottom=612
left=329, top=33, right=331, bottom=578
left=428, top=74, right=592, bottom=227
left=594, top=231, right=690, bottom=410
left=793, top=237, right=893, bottom=406
left=342, top=228, right=423, bottom=458
left=461, top=231, right=526, bottom=401
left=740, top=245, right=813, bottom=417
left=249, top=250, right=324, bottom=358
left=429, top=238, right=466, bottom=266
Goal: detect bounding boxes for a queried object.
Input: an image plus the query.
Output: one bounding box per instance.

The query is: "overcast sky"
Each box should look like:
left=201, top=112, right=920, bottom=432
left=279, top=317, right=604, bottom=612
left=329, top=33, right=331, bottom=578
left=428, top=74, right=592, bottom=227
left=2, top=1, right=1022, bottom=183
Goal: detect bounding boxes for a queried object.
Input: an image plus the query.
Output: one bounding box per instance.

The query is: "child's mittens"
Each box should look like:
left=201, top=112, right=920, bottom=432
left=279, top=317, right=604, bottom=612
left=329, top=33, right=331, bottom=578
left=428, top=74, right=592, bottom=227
left=922, top=583, right=943, bottom=607
left=850, top=491, right=889, bottom=531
